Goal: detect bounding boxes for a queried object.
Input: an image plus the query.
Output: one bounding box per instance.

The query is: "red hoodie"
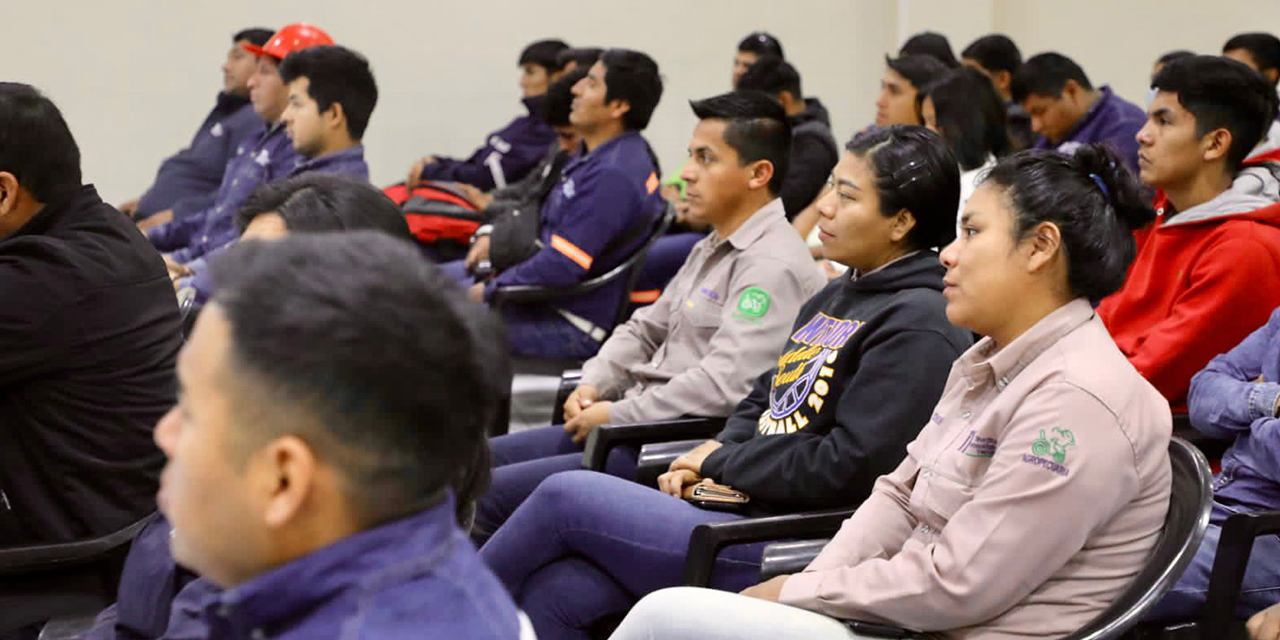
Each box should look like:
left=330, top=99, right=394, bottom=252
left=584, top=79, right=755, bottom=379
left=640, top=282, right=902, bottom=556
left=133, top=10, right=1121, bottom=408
left=1098, top=150, right=1280, bottom=411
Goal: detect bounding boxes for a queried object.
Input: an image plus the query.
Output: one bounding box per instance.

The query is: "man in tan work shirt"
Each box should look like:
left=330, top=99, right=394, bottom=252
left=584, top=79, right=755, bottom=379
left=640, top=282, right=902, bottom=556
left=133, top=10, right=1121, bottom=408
left=472, top=91, right=825, bottom=542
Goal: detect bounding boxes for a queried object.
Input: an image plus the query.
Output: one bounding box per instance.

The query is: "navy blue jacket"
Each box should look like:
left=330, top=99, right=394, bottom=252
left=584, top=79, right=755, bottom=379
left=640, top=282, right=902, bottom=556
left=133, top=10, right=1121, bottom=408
left=1032, top=86, right=1146, bottom=172
left=419, top=95, right=555, bottom=191
left=135, top=93, right=262, bottom=218
left=484, top=130, right=665, bottom=331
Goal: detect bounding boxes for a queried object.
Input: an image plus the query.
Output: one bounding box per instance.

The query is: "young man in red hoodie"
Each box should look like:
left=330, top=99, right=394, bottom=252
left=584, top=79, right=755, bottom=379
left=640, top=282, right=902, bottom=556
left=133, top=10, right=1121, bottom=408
left=1098, top=55, right=1280, bottom=412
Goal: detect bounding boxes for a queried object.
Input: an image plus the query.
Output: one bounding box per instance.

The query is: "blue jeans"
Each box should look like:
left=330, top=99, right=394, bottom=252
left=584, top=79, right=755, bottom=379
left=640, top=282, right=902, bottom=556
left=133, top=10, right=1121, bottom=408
left=479, top=470, right=766, bottom=640
left=1147, top=500, right=1280, bottom=620
left=473, top=425, right=638, bottom=544
left=439, top=259, right=473, bottom=290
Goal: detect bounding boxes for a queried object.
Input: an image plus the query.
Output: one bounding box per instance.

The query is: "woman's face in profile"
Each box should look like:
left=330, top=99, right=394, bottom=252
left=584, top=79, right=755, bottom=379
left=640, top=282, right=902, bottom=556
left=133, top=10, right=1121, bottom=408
left=939, top=182, right=1023, bottom=335
left=814, top=152, right=913, bottom=274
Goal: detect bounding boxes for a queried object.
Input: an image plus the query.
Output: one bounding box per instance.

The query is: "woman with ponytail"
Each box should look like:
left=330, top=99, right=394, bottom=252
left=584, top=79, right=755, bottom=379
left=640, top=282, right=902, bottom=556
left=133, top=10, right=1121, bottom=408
left=609, top=144, right=1172, bottom=640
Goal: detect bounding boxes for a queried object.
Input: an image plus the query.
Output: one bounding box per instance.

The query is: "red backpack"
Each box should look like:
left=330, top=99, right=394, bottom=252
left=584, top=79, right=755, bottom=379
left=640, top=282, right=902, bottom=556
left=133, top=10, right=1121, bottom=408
left=382, top=182, right=487, bottom=246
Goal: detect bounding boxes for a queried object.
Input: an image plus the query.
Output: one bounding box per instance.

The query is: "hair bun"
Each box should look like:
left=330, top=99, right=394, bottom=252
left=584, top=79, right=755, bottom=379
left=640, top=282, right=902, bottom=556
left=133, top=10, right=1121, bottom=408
left=1070, top=143, right=1155, bottom=233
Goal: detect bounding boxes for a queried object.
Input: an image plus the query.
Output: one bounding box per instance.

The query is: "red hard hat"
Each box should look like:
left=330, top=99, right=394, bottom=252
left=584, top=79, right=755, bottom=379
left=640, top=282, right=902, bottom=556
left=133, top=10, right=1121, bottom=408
left=242, top=23, right=334, bottom=60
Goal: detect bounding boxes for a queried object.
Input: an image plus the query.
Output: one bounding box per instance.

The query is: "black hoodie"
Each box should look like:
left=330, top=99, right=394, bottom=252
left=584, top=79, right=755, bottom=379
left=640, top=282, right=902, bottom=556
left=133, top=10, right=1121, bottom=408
left=781, top=97, right=839, bottom=220
left=700, top=250, right=971, bottom=511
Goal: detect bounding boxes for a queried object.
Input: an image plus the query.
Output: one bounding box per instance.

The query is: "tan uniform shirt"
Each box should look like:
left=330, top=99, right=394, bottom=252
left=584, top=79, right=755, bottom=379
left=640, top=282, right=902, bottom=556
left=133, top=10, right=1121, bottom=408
left=779, top=299, right=1172, bottom=640
left=581, top=198, right=825, bottom=424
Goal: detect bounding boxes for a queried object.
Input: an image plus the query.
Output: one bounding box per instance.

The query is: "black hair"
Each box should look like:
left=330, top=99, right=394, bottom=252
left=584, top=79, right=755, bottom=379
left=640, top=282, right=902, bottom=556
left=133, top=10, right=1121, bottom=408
left=738, top=32, right=785, bottom=59
left=234, top=173, right=411, bottom=239
left=1224, top=32, right=1280, bottom=80
left=0, top=83, right=81, bottom=203
left=961, top=34, right=1022, bottom=74
left=885, top=54, right=950, bottom=90
left=233, top=28, right=273, bottom=48
left=900, top=31, right=959, bottom=68
left=542, top=67, right=587, bottom=127
left=279, top=45, right=378, bottom=140
left=557, top=47, right=603, bottom=71
left=1152, top=55, right=1279, bottom=172
left=736, top=55, right=803, bottom=101
left=689, top=91, right=792, bottom=195
left=1010, top=52, right=1093, bottom=103
left=918, top=68, right=1010, bottom=170
left=845, top=125, right=960, bottom=250
left=208, top=232, right=509, bottom=525
left=599, top=48, right=664, bottom=131
left=980, top=144, right=1154, bottom=302
left=1156, top=49, right=1196, bottom=67
left=520, top=39, right=571, bottom=72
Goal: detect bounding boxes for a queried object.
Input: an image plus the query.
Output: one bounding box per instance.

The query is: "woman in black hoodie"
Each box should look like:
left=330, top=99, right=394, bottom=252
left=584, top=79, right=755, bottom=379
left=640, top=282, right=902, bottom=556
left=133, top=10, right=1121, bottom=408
left=479, top=126, right=974, bottom=640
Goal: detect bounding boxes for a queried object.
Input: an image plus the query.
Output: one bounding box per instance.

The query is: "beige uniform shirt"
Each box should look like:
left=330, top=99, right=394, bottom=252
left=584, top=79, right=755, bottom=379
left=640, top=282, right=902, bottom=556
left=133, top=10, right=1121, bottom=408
left=779, top=299, right=1172, bottom=640
left=581, top=198, right=824, bottom=425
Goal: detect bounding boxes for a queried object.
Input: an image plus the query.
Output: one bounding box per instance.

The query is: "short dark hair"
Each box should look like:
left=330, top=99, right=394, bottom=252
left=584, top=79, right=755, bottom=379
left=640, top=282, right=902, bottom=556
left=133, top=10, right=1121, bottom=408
left=233, top=28, right=273, bottom=48
left=279, top=45, right=379, bottom=139
left=738, top=32, right=784, bottom=59
left=885, top=55, right=950, bottom=90
left=961, top=34, right=1022, bottom=74
left=918, top=68, right=1010, bottom=170
left=1156, top=49, right=1196, bottom=67
left=846, top=125, right=960, bottom=250
left=735, top=56, right=803, bottom=101
left=1224, top=32, right=1280, bottom=79
left=900, top=32, right=959, bottom=68
left=542, top=67, right=587, bottom=127
left=557, top=47, right=603, bottom=71
left=234, top=173, right=411, bottom=239
left=689, top=91, right=792, bottom=195
left=520, top=39, right=570, bottom=72
left=599, top=48, right=664, bottom=131
left=980, top=144, right=1155, bottom=302
left=1010, top=52, right=1093, bottom=103
left=0, top=83, right=81, bottom=202
left=1152, top=55, right=1279, bottom=171
left=208, top=232, right=509, bottom=524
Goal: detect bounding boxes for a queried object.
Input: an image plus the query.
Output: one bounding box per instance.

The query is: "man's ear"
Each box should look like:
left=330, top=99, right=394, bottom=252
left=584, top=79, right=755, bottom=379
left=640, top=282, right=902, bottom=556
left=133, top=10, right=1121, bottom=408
left=993, top=70, right=1012, bottom=93
left=747, top=160, right=774, bottom=191
left=1061, top=79, right=1082, bottom=103
left=257, top=435, right=317, bottom=530
left=0, top=172, right=19, bottom=216
left=323, top=102, right=347, bottom=134
left=1202, top=127, right=1233, bottom=165
left=607, top=98, right=632, bottom=123
left=1267, top=68, right=1280, bottom=85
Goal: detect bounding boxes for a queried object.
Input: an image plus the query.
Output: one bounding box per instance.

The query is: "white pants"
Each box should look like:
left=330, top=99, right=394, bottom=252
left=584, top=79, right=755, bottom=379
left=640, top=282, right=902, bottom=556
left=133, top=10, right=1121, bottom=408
left=607, top=587, right=894, bottom=640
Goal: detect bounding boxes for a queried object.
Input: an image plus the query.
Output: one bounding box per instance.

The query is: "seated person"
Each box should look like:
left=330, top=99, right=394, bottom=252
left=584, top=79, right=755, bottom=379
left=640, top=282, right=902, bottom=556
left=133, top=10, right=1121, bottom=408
left=875, top=55, right=949, bottom=127
left=473, top=92, right=827, bottom=542
left=737, top=56, right=838, bottom=220
left=917, top=67, right=1010, bottom=212
left=557, top=46, right=603, bottom=75
left=125, top=28, right=273, bottom=221
left=961, top=33, right=1033, bottom=151
left=166, top=43, right=376, bottom=298
left=143, top=23, right=332, bottom=241
left=407, top=39, right=567, bottom=191
left=1148, top=306, right=1280, bottom=622
left=610, top=143, right=1171, bottom=640
left=0, top=83, right=182, bottom=547
left=1011, top=52, right=1146, bottom=170
left=467, top=49, right=667, bottom=361
left=899, top=31, right=959, bottom=67
left=1098, top=55, right=1280, bottom=412
left=1223, top=33, right=1280, bottom=158
left=731, top=31, right=785, bottom=88
left=148, top=233, right=524, bottom=638
left=80, top=175, right=430, bottom=640
left=139, top=23, right=332, bottom=234
left=478, top=125, right=974, bottom=639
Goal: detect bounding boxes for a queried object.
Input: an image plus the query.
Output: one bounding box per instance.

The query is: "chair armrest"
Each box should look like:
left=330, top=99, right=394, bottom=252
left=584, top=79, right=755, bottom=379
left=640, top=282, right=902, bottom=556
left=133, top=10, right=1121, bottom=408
left=581, top=418, right=726, bottom=473
left=759, top=538, right=831, bottom=581
left=38, top=614, right=100, bottom=640
left=551, top=369, right=583, bottom=425
left=682, top=508, right=856, bottom=587
left=1201, top=510, right=1280, bottom=634
left=635, top=439, right=709, bottom=487
left=0, top=513, right=156, bottom=575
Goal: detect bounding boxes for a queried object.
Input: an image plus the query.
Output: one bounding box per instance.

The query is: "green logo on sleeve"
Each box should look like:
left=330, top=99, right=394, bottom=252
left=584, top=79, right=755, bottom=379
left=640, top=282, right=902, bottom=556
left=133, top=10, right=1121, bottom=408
left=736, top=287, right=771, bottom=319
left=1031, top=427, right=1077, bottom=464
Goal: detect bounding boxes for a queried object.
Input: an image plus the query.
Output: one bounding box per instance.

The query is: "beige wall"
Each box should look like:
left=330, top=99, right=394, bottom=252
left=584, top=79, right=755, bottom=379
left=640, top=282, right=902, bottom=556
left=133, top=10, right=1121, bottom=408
left=4, top=1, right=1278, bottom=204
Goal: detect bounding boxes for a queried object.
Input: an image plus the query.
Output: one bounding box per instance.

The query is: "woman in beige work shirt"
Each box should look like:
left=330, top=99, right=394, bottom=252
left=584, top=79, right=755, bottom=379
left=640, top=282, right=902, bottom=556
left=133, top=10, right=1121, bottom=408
left=609, top=143, right=1174, bottom=640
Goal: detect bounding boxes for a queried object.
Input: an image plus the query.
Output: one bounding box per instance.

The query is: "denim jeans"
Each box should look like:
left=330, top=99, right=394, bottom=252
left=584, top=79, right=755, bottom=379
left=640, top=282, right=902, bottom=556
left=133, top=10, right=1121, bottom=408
left=473, top=425, right=639, bottom=545
left=479, top=470, right=767, bottom=640
left=1147, top=499, right=1280, bottom=620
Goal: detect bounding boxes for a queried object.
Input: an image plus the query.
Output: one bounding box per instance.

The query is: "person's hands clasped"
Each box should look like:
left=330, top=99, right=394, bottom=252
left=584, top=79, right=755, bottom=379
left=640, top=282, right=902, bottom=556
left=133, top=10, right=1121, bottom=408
left=668, top=439, right=723, bottom=475
left=657, top=468, right=702, bottom=498
left=564, top=399, right=611, bottom=445
left=563, top=384, right=599, bottom=422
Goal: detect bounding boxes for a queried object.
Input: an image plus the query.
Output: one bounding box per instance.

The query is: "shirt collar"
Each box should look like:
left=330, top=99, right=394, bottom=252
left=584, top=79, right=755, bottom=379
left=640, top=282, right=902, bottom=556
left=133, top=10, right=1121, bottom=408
left=707, top=198, right=786, bottom=252
left=208, top=494, right=457, bottom=637
left=960, top=298, right=1095, bottom=390
left=296, top=144, right=365, bottom=172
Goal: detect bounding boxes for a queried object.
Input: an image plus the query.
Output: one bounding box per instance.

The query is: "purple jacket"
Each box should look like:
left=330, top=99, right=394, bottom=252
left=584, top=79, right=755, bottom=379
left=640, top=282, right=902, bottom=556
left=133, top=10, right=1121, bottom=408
left=1032, top=86, right=1146, bottom=172
left=419, top=95, right=555, bottom=191
left=1189, top=306, right=1280, bottom=512
left=135, top=93, right=262, bottom=218
left=148, top=122, right=298, bottom=256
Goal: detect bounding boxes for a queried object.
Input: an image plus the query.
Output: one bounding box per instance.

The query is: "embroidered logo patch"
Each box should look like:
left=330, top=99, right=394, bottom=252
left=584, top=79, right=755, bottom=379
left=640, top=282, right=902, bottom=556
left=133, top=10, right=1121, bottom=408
left=957, top=430, right=997, bottom=458
left=1031, top=427, right=1076, bottom=464
left=735, top=287, right=770, bottom=319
